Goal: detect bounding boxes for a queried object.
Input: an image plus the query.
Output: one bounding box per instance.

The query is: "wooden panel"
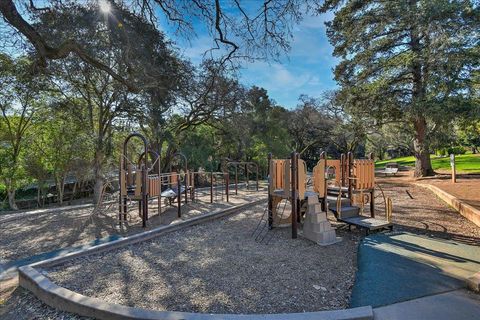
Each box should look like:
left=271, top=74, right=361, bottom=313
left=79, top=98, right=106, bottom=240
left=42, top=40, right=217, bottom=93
left=313, top=159, right=326, bottom=196
left=326, top=159, right=341, bottom=185
left=353, top=159, right=375, bottom=190
left=127, top=164, right=134, bottom=186
left=148, top=175, right=160, bottom=197
left=170, top=172, right=178, bottom=185
left=283, top=159, right=291, bottom=197
left=297, top=159, right=306, bottom=199
left=135, top=171, right=141, bottom=197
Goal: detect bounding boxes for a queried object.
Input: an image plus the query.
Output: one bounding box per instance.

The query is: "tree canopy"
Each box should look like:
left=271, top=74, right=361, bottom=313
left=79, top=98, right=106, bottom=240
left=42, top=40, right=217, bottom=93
left=320, top=0, right=480, bottom=176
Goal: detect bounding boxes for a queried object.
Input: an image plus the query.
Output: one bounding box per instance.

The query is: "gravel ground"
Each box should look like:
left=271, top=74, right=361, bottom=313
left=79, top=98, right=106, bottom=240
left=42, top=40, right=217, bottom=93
left=0, top=189, right=266, bottom=265
left=375, top=172, right=480, bottom=242
left=0, top=287, right=89, bottom=320
left=41, top=203, right=359, bottom=314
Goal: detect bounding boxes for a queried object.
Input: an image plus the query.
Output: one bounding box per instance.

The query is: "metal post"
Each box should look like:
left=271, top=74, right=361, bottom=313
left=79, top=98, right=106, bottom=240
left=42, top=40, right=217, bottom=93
left=142, top=166, right=148, bottom=228
left=368, top=152, right=375, bottom=217
left=210, top=171, right=214, bottom=203
left=158, top=154, right=161, bottom=218
left=451, top=154, right=456, bottom=183
left=118, top=158, right=122, bottom=224
left=320, top=151, right=328, bottom=212
left=225, top=172, right=229, bottom=202
left=245, top=164, right=249, bottom=190
left=235, top=166, right=238, bottom=195
left=370, top=190, right=375, bottom=218
left=185, top=169, right=188, bottom=204
left=347, top=152, right=353, bottom=205
left=267, top=153, right=273, bottom=229
left=191, top=172, right=195, bottom=201
left=296, top=153, right=301, bottom=223
left=256, top=165, right=259, bottom=191
left=177, top=175, right=181, bottom=217
left=291, top=151, right=298, bottom=239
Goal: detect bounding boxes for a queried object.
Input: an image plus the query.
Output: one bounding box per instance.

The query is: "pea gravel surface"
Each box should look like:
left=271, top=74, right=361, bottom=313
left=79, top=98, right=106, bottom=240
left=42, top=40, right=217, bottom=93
left=0, top=188, right=266, bottom=265
left=42, top=203, right=359, bottom=314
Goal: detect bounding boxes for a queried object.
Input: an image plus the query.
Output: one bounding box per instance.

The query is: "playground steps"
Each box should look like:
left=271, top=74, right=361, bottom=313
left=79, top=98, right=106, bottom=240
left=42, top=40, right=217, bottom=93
left=327, top=186, right=348, bottom=197
left=302, top=196, right=340, bottom=246
left=330, top=205, right=360, bottom=219
left=326, top=196, right=350, bottom=208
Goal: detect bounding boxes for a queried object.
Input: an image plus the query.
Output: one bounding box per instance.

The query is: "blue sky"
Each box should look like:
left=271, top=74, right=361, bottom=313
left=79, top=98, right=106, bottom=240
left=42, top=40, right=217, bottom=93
left=163, top=10, right=338, bottom=109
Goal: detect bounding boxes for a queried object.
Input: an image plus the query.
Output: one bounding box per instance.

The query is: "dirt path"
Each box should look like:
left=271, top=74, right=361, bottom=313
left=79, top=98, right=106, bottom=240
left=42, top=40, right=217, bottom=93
left=375, top=172, right=480, bottom=242
left=416, top=174, right=480, bottom=210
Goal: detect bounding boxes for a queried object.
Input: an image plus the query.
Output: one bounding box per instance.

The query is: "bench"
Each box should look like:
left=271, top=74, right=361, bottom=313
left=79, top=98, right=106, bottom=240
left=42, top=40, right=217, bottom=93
left=383, top=162, right=399, bottom=176
left=384, top=167, right=399, bottom=176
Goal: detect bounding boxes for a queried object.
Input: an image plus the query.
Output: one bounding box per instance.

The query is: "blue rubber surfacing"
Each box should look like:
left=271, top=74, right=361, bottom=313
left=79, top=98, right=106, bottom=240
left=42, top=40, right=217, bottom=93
left=350, top=232, right=480, bottom=308
left=1, top=234, right=123, bottom=270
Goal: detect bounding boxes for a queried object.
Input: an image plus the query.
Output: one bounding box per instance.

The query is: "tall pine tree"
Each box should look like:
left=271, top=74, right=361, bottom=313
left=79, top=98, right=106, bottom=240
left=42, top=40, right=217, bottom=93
left=320, top=0, right=479, bottom=176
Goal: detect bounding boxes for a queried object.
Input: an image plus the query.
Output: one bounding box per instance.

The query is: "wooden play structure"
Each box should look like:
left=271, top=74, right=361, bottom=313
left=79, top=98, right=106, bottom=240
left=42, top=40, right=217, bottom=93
left=267, top=152, right=307, bottom=238
left=325, top=152, right=393, bottom=234
left=119, top=133, right=162, bottom=228
left=119, top=133, right=263, bottom=227
left=262, top=151, right=392, bottom=239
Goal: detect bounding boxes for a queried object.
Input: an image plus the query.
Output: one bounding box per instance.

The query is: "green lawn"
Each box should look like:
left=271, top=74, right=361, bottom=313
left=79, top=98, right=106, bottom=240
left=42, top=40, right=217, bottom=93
left=376, top=153, right=480, bottom=174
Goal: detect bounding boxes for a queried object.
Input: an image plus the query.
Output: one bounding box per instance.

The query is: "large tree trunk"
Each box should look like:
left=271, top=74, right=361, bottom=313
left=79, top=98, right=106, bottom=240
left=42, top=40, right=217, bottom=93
left=7, top=188, right=18, bottom=210
left=92, top=152, right=104, bottom=206
left=55, top=175, right=66, bottom=205
left=413, top=116, right=434, bottom=177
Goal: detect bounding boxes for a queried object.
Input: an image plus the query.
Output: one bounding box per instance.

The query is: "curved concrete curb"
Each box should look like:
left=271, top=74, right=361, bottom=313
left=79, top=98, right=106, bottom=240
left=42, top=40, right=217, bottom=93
left=416, top=183, right=480, bottom=228
left=30, top=198, right=266, bottom=269
left=19, top=266, right=373, bottom=320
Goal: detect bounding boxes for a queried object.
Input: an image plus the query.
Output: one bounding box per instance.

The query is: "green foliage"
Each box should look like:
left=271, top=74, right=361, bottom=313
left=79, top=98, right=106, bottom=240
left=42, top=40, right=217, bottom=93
left=320, top=0, right=480, bottom=176
left=376, top=153, right=480, bottom=173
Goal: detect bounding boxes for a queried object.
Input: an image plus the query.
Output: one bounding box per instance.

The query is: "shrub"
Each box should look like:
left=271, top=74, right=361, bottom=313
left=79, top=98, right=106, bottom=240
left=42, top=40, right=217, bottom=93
left=447, top=146, right=466, bottom=155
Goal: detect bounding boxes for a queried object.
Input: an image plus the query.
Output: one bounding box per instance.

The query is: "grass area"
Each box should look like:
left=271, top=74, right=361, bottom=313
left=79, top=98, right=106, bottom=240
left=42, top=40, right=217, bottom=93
left=376, top=153, right=480, bottom=174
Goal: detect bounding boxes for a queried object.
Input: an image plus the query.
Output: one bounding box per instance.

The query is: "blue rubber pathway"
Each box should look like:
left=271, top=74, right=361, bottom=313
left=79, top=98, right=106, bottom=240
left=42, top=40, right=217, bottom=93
left=350, top=231, right=480, bottom=308
left=1, top=234, right=122, bottom=271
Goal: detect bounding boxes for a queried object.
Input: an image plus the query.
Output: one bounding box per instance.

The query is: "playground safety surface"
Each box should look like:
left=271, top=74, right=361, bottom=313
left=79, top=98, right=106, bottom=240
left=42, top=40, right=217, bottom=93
left=32, top=203, right=359, bottom=314
left=351, top=232, right=480, bottom=308
left=0, top=189, right=266, bottom=266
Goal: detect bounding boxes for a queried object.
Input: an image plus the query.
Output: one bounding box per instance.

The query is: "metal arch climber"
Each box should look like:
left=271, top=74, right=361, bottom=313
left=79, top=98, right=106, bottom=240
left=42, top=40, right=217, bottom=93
left=119, top=133, right=161, bottom=228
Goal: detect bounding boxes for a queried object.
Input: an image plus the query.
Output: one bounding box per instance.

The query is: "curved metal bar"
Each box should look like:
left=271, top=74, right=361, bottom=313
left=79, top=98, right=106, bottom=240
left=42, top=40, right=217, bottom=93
left=123, top=133, right=148, bottom=170
left=138, top=150, right=160, bottom=172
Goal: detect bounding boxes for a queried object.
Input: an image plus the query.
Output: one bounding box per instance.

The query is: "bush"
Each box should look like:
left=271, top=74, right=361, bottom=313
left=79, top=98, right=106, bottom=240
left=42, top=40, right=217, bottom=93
left=436, top=148, right=448, bottom=157
left=447, top=146, right=466, bottom=155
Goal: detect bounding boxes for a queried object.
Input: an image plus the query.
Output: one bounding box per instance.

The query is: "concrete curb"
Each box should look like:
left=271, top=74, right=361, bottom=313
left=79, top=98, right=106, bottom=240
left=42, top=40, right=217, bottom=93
left=30, top=198, right=266, bottom=269
left=467, top=272, right=480, bottom=293
left=19, top=266, right=373, bottom=320
left=416, top=183, right=480, bottom=228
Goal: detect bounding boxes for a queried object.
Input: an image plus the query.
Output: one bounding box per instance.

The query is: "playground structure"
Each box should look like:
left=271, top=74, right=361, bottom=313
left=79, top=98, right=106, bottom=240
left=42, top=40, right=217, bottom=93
left=263, top=151, right=392, bottom=239
left=118, top=133, right=162, bottom=228
left=118, top=133, right=262, bottom=228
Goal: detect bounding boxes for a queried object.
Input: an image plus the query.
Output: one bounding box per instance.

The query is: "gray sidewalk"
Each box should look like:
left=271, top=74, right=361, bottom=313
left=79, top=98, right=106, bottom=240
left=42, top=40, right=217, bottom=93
left=374, top=289, right=480, bottom=320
